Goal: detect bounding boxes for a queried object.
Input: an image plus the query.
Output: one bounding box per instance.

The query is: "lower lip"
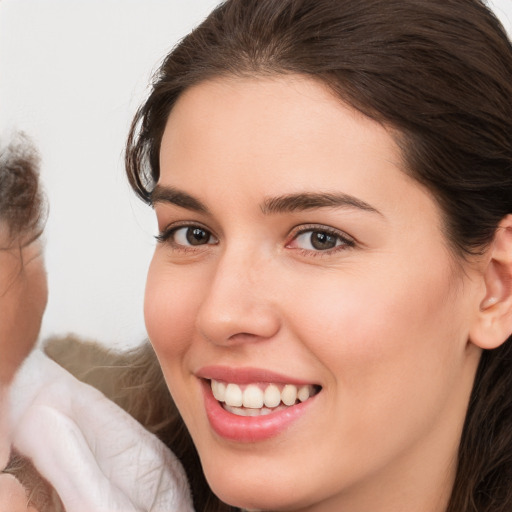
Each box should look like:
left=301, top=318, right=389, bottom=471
left=201, top=380, right=317, bottom=442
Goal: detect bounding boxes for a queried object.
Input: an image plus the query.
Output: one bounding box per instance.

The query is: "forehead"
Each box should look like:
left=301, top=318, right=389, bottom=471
left=164, top=75, right=401, bottom=153
left=159, top=75, right=415, bottom=208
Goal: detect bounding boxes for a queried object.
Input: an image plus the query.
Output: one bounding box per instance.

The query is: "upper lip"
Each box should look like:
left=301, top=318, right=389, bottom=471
left=196, top=365, right=318, bottom=386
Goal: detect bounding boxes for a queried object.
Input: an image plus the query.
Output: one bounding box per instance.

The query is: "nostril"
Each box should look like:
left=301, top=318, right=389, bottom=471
left=227, top=332, right=262, bottom=343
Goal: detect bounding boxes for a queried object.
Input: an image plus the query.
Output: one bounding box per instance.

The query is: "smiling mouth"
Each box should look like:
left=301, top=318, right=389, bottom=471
left=210, top=379, right=322, bottom=417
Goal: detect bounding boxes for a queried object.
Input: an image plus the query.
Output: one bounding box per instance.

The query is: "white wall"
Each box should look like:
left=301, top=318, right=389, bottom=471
left=1, top=1, right=511, bottom=349
left=493, top=0, right=512, bottom=34
left=0, top=0, right=220, bottom=348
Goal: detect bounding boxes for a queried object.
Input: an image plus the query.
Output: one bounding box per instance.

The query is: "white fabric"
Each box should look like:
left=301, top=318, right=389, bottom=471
left=8, top=350, right=194, bottom=512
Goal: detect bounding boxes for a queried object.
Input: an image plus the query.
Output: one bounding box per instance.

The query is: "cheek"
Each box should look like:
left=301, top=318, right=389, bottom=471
left=144, top=255, right=201, bottom=360
left=294, top=252, right=462, bottom=356
left=287, top=259, right=467, bottom=414
left=272, top=259, right=471, bottom=482
left=144, top=255, right=210, bottom=437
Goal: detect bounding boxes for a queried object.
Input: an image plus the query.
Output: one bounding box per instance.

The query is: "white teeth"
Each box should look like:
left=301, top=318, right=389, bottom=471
left=225, top=405, right=276, bottom=417
left=297, top=385, right=311, bottom=402
left=243, top=384, right=264, bottom=408
left=211, top=380, right=226, bottom=401
left=263, top=384, right=281, bottom=408
left=281, top=384, right=298, bottom=406
left=225, top=383, right=243, bottom=407
left=210, top=380, right=318, bottom=410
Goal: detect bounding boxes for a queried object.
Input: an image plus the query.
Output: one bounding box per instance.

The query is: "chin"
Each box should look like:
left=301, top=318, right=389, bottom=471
left=202, top=458, right=312, bottom=512
left=212, top=487, right=288, bottom=512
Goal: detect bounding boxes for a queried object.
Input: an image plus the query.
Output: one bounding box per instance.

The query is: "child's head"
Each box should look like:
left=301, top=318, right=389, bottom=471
left=0, top=134, right=47, bottom=385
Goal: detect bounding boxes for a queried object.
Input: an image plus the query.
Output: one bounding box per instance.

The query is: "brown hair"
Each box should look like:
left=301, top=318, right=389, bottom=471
left=0, top=133, right=45, bottom=247
left=125, top=1, right=512, bottom=510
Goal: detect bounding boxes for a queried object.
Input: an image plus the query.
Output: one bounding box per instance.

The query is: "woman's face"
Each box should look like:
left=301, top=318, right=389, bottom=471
left=0, top=231, right=47, bottom=385
left=146, top=76, right=484, bottom=511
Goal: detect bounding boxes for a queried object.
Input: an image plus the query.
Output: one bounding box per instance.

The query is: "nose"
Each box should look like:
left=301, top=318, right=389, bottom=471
left=195, top=249, right=281, bottom=346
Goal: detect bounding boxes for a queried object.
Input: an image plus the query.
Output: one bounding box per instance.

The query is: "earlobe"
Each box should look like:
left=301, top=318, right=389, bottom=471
left=470, top=214, right=512, bottom=350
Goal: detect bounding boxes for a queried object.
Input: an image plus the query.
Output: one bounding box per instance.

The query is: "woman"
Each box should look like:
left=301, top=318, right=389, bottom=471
left=124, top=0, right=512, bottom=511
left=0, top=135, right=193, bottom=512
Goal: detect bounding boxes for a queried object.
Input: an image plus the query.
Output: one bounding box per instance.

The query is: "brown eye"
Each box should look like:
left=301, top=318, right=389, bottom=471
left=309, top=231, right=338, bottom=250
left=168, top=226, right=217, bottom=247
left=155, top=223, right=219, bottom=248
left=294, top=230, right=343, bottom=251
left=287, top=226, right=355, bottom=254
left=185, top=227, right=210, bottom=245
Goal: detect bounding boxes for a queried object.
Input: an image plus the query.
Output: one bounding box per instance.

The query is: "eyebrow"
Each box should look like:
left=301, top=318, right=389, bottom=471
left=150, top=185, right=209, bottom=213
left=150, top=185, right=381, bottom=217
left=261, top=192, right=381, bottom=216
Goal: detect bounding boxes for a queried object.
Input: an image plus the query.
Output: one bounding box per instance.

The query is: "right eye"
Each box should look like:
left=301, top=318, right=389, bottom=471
left=156, top=225, right=218, bottom=247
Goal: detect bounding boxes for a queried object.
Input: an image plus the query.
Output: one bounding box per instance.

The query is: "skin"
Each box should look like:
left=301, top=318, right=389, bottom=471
left=0, top=231, right=48, bottom=386
left=145, top=76, right=485, bottom=512
left=0, top=473, right=38, bottom=512
left=0, top=228, right=47, bottom=492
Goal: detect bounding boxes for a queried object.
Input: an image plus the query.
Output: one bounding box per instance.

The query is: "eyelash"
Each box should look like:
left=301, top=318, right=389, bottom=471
left=155, top=222, right=218, bottom=252
left=286, top=224, right=356, bottom=256
left=155, top=222, right=356, bottom=256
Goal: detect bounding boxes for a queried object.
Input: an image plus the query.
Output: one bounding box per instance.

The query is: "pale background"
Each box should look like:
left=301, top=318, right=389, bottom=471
left=0, top=1, right=511, bottom=349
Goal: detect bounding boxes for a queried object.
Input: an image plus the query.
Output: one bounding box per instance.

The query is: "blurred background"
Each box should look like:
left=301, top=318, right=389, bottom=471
left=0, top=0, right=511, bottom=349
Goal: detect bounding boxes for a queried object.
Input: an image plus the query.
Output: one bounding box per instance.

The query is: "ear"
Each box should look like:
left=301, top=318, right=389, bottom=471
left=469, top=214, right=512, bottom=350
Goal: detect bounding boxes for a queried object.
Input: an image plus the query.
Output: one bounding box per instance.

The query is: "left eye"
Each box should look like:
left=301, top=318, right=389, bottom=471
left=172, top=226, right=216, bottom=246
left=289, top=229, right=353, bottom=251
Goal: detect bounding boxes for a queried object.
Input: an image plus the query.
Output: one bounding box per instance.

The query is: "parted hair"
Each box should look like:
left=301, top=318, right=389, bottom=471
left=125, top=1, right=512, bottom=510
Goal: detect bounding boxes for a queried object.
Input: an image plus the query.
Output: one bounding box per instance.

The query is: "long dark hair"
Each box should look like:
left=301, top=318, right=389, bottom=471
left=125, top=1, right=512, bottom=510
